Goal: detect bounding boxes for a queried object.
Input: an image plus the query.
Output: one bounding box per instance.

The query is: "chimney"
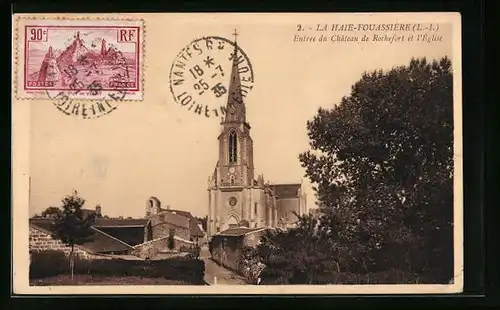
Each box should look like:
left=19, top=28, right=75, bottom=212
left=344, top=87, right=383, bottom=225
left=95, top=204, right=102, bottom=217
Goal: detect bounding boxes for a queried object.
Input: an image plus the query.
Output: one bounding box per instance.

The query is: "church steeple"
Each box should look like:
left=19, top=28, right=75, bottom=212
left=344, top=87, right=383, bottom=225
left=223, top=29, right=247, bottom=125
left=213, top=29, right=254, bottom=188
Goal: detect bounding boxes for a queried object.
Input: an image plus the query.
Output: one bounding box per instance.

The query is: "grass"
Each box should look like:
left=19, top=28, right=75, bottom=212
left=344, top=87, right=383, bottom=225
left=30, top=274, right=194, bottom=286
left=30, top=250, right=206, bottom=285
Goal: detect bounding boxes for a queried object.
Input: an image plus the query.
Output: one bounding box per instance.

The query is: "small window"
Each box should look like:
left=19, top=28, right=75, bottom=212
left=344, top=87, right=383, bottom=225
left=230, top=175, right=235, bottom=184
left=169, top=228, right=175, bottom=236
left=228, top=131, right=237, bottom=163
left=254, top=203, right=258, bottom=215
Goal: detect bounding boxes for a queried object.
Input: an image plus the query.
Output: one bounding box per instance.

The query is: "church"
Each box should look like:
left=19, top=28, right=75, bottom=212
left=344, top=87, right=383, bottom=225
left=207, top=34, right=307, bottom=236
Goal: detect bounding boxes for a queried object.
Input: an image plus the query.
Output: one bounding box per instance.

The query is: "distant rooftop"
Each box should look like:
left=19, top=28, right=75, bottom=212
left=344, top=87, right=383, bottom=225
left=217, top=226, right=269, bottom=237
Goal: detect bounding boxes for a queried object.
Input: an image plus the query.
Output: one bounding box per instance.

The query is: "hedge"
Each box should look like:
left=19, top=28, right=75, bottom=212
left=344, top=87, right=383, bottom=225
left=30, top=250, right=205, bottom=285
left=259, top=268, right=427, bottom=285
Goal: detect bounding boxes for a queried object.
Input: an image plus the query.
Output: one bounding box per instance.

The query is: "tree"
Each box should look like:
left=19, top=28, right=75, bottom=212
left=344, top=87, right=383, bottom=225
left=257, top=213, right=340, bottom=284
left=41, top=206, right=61, bottom=218
left=50, top=190, right=95, bottom=281
left=299, top=56, right=454, bottom=282
left=195, top=216, right=208, bottom=232
left=167, top=229, right=175, bottom=250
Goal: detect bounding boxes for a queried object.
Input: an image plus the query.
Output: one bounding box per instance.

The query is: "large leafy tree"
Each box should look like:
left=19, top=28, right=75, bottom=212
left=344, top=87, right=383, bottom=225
left=299, top=56, right=454, bottom=282
left=51, top=190, right=96, bottom=280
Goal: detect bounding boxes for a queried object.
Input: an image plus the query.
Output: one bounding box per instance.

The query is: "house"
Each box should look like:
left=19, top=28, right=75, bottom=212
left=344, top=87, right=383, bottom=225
left=146, top=208, right=191, bottom=241
left=210, top=226, right=269, bottom=272
left=29, top=202, right=198, bottom=260
left=29, top=218, right=133, bottom=259
left=93, top=218, right=149, bottom=246
left=164, top=209, right=205, bottom=243
left=145, top=196, right=205, bottom=242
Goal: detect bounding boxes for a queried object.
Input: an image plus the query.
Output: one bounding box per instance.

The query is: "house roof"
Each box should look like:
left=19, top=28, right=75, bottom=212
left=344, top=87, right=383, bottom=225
left=157, top=211, right=190, bottom=229
left=96, top=226, right=145, bottom=246
left=93, top=218, right=148, bottom=227
left=271, top=184, right=302, bottom=199
left=167, top=210, right=205, bottom=237
left=29, top=219, right=134, bottom=254
left=217, top=227, right=269, bottom=237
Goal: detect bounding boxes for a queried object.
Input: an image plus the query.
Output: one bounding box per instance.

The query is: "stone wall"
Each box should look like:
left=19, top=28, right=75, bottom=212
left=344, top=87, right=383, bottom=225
left=151, top=222, right=191, bottom=240
left=210, top=229, right=268, bottom=280
left=131, top=235, right=194, bottom=259
left=29, top=227, right=112, bottom=260
left=210, top=235, right=244, bottom=271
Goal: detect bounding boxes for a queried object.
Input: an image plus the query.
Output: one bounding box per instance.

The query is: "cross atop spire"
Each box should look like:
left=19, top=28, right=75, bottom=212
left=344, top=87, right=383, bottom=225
left=232, top=29, right=238, bottom=43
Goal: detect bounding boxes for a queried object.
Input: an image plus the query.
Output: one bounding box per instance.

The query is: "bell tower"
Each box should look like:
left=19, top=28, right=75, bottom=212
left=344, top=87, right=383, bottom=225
left=208, top=30, right=255, bottom=236
left=215, top=30, right=254, bottom=187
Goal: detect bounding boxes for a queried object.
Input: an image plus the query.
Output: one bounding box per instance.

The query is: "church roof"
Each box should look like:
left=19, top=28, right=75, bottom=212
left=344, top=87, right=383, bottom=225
left=271, top=184, right=302, bottom=199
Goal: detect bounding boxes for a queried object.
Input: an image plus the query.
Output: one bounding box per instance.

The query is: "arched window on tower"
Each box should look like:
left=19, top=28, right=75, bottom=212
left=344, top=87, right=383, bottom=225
left=228, top=131, right=237, bottom=163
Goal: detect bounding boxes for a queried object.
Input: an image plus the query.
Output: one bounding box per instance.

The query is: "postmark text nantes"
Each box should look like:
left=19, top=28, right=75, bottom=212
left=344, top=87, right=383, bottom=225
left=169, top=35, right=254, bottom=119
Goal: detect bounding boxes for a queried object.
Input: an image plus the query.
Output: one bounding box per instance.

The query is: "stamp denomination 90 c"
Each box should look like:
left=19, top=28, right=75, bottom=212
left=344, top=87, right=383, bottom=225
left=14, top=18, right=144, bottom=102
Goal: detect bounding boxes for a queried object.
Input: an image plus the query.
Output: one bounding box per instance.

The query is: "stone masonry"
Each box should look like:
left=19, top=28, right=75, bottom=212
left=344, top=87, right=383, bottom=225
left=29, top=227, right=111, bottom=260
left=131, top=235, right=194, bottom=259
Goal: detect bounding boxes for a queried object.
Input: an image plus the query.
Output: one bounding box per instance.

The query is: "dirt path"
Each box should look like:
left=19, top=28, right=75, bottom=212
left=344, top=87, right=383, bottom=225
left=200, top=246, right=249, bottom=285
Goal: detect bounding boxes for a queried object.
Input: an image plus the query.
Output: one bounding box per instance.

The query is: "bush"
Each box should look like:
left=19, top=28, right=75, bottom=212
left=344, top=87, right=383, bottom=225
left=186, top=245, right=201, bottom=259
left=259, top=269, right=422, bottom=285
left=238, top=246, right=265, bottom=283
left=30, top=250, right=206, bottom=284
left=208, top=237, right=214, bottom=255
left=167, top=233, right=175, bottom=250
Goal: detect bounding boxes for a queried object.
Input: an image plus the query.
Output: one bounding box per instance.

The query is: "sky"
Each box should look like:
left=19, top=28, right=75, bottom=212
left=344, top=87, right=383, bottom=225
left=26, top=14, right=454, bottom=218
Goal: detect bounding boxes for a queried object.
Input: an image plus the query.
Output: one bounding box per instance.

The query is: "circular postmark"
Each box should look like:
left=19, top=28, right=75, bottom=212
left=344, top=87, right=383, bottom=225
left=44, top=39, right=132, bottom=119
left=169, top=36, right=255, bottom=119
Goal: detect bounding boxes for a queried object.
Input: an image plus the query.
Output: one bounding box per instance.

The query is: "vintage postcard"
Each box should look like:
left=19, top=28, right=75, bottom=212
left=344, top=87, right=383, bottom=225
left=12, top=12, right=463, bottom=295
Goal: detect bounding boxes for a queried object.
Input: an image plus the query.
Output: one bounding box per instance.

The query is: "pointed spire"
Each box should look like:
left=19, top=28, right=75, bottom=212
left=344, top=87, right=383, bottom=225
left=223, top=29, right=246, bottom=124
left=76, top=31, right=80, bottom=39
left=47, top=46, right=53, bottom=58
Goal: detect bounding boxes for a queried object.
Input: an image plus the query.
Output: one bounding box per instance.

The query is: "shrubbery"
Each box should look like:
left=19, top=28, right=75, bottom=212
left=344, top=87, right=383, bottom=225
left=186, top=245, right=201, bottom=259
left=179, top=244, right=201, bottom=259
left=30, top=250, right=206, bottom=284
left=259, top=268, right=423, bottom=285
left=238, top=246, right=265, bottom=284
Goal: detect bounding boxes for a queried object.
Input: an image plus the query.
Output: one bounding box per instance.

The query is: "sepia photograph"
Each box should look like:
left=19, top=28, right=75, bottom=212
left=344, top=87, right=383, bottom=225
left=12, top=12, right=462, bottom=295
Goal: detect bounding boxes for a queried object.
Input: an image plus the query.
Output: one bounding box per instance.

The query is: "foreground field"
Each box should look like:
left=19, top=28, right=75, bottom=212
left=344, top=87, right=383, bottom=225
left=30, top=275, right=194, bottom=286
left=30, top=250, right=206, bottom=285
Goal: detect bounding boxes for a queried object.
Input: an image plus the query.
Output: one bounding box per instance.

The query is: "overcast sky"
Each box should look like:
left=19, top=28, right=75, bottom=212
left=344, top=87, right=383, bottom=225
left=27, top=14, right=454, bottom=218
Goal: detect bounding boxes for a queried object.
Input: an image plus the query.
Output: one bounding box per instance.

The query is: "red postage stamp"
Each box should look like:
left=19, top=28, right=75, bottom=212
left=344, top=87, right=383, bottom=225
left=15, top=18, right=144, bottom=100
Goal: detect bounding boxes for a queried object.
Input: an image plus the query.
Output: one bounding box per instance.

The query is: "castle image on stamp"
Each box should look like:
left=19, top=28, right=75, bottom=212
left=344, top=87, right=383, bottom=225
left=23, top=24, right=141, bottom=99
